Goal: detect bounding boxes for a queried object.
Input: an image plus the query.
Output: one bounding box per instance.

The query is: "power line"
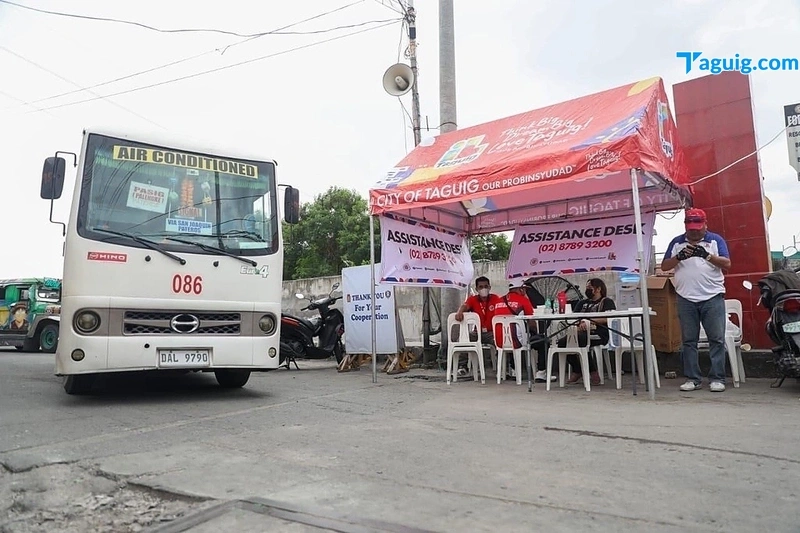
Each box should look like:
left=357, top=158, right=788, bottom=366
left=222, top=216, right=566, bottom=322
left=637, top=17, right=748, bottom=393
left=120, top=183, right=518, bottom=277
left=0, top=0, right=394, bottom=38
left=1, top=1, right=382, bottom=110
left=374, top=0, right=405, bottom=15
left=0, top=45, right=167, bottom=130
left=0, top=87, right=59, bottom=118
left=21, top=19, right=401, bottom=115
left=687, top=124, right=790, bottom=186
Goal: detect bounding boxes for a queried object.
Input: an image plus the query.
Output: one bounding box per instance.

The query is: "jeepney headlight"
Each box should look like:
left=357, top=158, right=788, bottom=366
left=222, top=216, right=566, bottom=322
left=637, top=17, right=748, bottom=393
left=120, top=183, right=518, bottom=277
left=258, top=314, right=276, bottom=335
left=74, top=310, right=100, bottom=334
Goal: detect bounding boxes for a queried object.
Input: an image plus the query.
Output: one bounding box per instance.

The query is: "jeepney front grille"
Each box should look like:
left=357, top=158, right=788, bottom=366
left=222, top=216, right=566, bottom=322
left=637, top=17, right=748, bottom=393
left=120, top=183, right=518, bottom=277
left=123, top=311, right=241, bottom=335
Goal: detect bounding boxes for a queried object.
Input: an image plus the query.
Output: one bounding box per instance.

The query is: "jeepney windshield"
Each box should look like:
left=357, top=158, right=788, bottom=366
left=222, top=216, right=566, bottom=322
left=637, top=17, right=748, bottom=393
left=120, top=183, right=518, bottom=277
left=77, top=133, right=278, bottom=256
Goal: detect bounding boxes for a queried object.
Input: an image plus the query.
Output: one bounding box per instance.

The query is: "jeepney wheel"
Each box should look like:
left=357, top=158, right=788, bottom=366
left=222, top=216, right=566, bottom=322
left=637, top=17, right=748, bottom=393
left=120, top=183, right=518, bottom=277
left=38, top=323, right=59, bottom=353
left=15, top=346, right=23, bottom=351
left=64, top=374, right=95, bottom=395
left=215, top=369, right=251, bottom=388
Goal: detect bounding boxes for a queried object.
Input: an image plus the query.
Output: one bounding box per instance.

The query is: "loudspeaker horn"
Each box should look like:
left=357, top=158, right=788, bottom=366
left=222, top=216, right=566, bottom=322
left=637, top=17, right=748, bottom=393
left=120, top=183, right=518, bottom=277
left=382, top=63, right=414, bottom=96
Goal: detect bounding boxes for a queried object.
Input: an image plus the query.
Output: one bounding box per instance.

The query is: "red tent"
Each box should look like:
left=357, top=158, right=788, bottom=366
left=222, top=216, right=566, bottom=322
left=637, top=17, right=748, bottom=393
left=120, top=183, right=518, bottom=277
left=365, top=76, right=693, bottom=399
left=369, top=76, right=691, bottom=233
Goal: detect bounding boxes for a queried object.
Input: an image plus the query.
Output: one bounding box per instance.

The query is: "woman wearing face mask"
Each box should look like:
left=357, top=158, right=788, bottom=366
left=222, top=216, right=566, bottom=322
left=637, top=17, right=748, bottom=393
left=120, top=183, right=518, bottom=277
left=557, top=278, right=616, bottom=385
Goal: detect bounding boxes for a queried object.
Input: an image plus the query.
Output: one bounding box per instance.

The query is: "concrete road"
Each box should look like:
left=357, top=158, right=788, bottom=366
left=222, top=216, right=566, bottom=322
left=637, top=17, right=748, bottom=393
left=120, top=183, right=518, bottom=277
left=1, top=348, right=799, bottom=533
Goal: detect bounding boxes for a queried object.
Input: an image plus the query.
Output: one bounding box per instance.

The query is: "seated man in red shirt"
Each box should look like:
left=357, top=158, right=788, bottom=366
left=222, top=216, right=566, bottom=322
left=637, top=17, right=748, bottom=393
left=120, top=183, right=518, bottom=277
left=454, top=276, right=501, bottom=376
left=493, top=279, right=536, bottom=378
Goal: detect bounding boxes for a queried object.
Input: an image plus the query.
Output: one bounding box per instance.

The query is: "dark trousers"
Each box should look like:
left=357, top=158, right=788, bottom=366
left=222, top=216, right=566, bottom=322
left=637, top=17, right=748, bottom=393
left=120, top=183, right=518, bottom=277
left=529, top=333, right=551, bottom=373
left=556, top=331, right=605, bottom=373
left=459, top=330, right=494, bottom=369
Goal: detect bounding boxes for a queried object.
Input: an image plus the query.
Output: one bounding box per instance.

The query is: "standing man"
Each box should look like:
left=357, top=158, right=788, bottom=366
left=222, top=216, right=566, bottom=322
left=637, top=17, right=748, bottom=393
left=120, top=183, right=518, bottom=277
left=661, top=208, right=731, bottom=392
left=454, top=276, right=501, bottom=377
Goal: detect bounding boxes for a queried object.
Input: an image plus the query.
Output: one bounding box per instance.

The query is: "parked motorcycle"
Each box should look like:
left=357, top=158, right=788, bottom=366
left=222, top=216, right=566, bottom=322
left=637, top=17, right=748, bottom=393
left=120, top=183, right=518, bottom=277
left=279, top=282, right=345, bottom=369
left=743, top=246, right=800, bottom=387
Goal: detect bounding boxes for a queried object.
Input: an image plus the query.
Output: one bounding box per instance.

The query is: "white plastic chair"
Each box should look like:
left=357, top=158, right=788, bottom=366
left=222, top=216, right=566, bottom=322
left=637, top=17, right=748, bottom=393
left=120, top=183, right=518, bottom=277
left=446, top=312, right=486, bottom=384
left=589, top=337, right=614, bottom=385
left=725, top=299, right=745, bottom=385
left=492, top=315, right=530, bottom=385
left=608, top=317, right=661, bottom=390
left=546, top=320, right=592, bottom=391
left=697, top=299, right=745, bottom=387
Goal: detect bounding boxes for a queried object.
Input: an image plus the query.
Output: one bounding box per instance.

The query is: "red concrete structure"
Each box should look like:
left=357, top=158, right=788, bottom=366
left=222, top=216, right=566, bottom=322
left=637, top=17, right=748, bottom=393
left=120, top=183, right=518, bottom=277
left=673, top=72, right=773, bottom=349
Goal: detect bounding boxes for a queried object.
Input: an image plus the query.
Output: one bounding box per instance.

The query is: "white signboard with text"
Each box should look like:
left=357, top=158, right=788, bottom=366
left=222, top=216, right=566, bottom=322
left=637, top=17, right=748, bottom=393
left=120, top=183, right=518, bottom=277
left=785, top=103, right=800, bottom=180
left=379, top=214, right=474, bottom=289
left=506, top=211, right=656, bottom=278
left=342, top=264, right=398, bottom=355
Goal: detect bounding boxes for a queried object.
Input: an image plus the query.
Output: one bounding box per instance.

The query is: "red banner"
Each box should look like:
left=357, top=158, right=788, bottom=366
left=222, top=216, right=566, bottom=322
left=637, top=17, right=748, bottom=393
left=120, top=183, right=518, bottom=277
left=370, top=77, right=688, bottom=216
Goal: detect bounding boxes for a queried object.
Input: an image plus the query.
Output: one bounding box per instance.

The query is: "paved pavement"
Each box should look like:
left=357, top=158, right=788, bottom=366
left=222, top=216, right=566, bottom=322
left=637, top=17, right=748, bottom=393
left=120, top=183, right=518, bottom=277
left=1, top=348, right=799, bottom=532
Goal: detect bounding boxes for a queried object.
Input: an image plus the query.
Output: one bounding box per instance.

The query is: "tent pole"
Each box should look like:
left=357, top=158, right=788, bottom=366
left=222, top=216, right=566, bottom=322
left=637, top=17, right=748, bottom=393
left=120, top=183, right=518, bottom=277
left=370, top=214, right=377, bottom=383
left=630, top=168, right=657, bottom=400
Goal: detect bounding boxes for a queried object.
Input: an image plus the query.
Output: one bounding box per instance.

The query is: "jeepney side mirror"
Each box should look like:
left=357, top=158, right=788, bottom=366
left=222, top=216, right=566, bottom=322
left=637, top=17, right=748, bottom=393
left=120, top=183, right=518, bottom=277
left=284, top=186, right=300, bottom=225
left=41, top=157, right=66, bottom=200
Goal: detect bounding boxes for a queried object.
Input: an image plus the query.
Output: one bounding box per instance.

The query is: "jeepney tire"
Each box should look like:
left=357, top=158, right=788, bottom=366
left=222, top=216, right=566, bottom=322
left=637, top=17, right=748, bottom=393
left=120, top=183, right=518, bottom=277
left=38, top=323, right=59, bottom=353
left=64, top=374, right=95, bottom=395
left=15, top=346, right=24, bottom=351
left=215, top=369, right=251, bottom=388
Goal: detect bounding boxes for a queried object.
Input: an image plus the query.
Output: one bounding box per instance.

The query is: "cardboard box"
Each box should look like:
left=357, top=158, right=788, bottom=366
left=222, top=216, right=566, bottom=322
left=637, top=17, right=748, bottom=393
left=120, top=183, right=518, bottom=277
left=646, top=276, right=682, bottom=353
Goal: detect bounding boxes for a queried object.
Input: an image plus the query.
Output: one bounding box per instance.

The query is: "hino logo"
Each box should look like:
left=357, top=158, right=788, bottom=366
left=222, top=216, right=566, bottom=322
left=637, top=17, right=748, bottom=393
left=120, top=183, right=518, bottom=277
left=170, top=314, right=200, bottom=334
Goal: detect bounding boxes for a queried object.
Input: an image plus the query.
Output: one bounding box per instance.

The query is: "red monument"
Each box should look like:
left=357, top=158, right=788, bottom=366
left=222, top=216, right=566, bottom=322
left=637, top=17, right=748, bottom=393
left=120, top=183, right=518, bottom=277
left=672, top=71, right=773, bottom=349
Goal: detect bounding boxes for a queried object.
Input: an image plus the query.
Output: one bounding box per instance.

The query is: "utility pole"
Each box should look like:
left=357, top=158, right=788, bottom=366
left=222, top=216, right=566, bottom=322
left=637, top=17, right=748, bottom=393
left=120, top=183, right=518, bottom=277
left=407, top=1, right=421, bottom=147
left=403, top=1, right=432, bottom=353
left=438, top=0, right=461, bottom=362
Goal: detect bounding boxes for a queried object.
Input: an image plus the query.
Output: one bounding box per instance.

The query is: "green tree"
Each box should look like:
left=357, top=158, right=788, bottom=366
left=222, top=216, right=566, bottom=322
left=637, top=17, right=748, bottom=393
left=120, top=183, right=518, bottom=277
left=470, top=233, right=511, bottom=262
left=282, top=187, right=380, bottom=280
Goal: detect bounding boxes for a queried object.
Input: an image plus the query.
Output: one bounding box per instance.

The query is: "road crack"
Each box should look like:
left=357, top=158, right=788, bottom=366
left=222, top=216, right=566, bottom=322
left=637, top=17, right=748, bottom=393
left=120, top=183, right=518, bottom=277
left=543, top=426, right=800, bottom=465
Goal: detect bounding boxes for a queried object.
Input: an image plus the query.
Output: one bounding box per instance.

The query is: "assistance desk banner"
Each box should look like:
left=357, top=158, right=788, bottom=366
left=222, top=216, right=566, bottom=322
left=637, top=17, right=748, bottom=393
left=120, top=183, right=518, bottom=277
left=506, top=212, right=656, bottom=278
left=379, top=214, right=474, bottom=289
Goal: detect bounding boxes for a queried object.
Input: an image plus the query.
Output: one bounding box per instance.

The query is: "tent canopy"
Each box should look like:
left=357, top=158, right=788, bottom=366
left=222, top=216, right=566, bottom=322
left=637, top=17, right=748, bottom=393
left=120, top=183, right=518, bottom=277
left=369, top=77, right=692, bottom=235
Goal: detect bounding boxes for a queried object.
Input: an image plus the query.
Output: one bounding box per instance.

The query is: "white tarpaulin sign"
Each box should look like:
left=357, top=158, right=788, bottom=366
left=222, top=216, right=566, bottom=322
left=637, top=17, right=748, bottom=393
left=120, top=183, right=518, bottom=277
left=379, top=214, right=474, bottom=289
left=342, top=264, right=398, bottom=355
left=506, top=211, right=656, bottom=278
left=785, top=103, right=800, bottom=180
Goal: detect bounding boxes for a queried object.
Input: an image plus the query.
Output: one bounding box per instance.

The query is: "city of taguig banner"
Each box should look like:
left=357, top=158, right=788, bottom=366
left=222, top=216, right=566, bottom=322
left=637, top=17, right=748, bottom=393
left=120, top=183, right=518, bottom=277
left=379, top=214, right=474, bottom=289
left=506, top=211, right=657, bottom=278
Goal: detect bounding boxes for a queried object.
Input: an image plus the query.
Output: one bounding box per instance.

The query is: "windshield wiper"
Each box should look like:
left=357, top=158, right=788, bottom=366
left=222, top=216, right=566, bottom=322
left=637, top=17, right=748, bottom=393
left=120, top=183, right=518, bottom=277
left=164, top=237, right=257, bottom=266
left=220, top=230, right=266, bottom=242
left=94, top=228, right=187, bottom=265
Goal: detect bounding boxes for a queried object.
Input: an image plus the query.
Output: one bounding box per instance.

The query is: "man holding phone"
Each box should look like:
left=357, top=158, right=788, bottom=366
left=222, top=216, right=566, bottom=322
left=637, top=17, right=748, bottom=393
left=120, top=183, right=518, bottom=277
left=661, top=208, right=731, bottom=393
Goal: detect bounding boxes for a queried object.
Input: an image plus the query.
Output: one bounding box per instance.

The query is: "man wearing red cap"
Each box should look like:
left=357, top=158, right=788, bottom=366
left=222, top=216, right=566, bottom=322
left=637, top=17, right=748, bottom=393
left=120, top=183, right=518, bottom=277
left=661, top=208, right=731, bottom=392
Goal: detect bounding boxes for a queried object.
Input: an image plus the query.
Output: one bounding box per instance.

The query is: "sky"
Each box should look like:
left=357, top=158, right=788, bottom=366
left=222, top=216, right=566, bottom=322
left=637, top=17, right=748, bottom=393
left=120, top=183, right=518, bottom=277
left=0, top=0, right=798, bottom=279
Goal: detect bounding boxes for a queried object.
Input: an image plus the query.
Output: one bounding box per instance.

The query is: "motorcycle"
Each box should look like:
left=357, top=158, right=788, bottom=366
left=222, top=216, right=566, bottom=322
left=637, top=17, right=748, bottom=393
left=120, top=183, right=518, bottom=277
left=743, top=246, right=800, bottom=387
left=279, top=282, right=345, bottom=369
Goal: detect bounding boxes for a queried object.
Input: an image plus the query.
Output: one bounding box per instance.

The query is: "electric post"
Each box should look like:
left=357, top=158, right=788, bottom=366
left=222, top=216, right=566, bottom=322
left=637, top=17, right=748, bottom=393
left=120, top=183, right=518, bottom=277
left=382, top=1, right=431, bottom=361
left=438, top=0, right=461, bottom=363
